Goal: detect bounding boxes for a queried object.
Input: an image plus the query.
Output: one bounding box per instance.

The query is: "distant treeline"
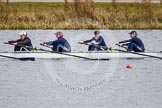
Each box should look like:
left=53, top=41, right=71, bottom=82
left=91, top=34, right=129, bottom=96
left=0, top=0, right=162, bottom=29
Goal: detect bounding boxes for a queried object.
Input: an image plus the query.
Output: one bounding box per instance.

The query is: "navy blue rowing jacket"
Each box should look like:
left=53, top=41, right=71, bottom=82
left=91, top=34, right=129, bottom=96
left=119, top=37, right=145, bottom=50
left=46, top=38, right=71, bottom=52
left=83, top=36, right=107, bottom=51
left=84, top=36, right=107, bottom=47
left=9, top=37, right=33, bottom=51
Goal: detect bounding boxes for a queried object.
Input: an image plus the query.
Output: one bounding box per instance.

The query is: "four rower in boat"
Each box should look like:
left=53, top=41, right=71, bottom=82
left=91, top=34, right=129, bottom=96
left=3, top=31, right=33, bottom=51
left=116, top=31, right=145, bottom=52
left=3, top=30, right=145, bottom=53
left=78, top=31, right=108, bottom=51
left=42, top=31, right=71, bottom=52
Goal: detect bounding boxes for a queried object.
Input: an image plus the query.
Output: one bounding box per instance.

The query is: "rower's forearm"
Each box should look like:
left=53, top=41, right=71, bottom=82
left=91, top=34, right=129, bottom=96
left=83, top=39, right=92, bottom=44
left=17, top=39, right=30, bottom=45
left=45, top=41, right=53, bottom=45
left=119, top=39, right=130, bottom=43
left=8, top=40, right=18, bottom=43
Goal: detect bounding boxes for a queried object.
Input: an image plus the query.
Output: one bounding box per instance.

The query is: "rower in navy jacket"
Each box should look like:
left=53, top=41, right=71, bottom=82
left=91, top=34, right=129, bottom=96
left=43, top=31, right=71, bottom=52
left=78, top=31, right=107, bottom=51
left=3, top=31, right=33, bottom=51
left=116, top=31, right=145, bottom=52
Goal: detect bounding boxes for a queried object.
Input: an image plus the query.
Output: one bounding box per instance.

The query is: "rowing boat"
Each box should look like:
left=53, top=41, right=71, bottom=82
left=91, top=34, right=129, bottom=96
left=0, top=51, right=162, bottom=59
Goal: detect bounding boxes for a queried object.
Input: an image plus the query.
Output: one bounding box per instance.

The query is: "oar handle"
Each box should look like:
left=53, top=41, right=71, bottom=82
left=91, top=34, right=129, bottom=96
left=40, top=43, right=52, bottom=49
left=115, top=43, right=128, bottom=50
left=40, top=43, right=44, bottom=46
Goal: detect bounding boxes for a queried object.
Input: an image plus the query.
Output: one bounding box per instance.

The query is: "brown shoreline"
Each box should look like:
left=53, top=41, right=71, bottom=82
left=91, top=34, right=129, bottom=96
left=0, top=1, right=162, bottom=29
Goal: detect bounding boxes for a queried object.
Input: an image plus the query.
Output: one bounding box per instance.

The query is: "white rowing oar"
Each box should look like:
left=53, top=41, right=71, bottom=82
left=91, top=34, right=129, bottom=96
left=38, top=44, right=109, bottom=61
left=109, top=47, right=162, bottom=59
left=0, top=54, right=35, bottom=61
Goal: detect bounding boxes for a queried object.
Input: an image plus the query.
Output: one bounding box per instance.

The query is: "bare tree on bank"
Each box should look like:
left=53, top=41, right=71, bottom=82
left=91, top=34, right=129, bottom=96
left=0, top=0, right=10, bottom=22
left=5, top=0, right=9, bottom=22
left=141, top=0, right=153, bottom=21
left=112, top=0, right=119, bottom=14
left=0, top=0, right=3, bottom=17
left=73, top=0, right=95, bottom=18
left=160, top=0, right=162, bottom=8
left=64, top=0, right=69, bottom=11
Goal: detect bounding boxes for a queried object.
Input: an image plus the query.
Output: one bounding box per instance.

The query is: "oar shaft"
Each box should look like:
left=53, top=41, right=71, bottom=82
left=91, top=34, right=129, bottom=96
left=39, top=44, right=91, bottom=58
left=112, top=48, right=162, bottom=59
left=0, top=54, right=35, bottom=61
left=0, top=54, right=18, bottom=59
left=39, top=44, right=109, bottom=60
left=35, top=47, right=94, bottom=60
left=40, top=43, right=52, bottom=49
left=6, top=44, right=96, bottom=60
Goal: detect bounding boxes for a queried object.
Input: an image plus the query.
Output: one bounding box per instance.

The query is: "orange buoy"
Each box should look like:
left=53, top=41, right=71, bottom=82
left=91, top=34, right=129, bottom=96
left=126, top=64, right=132, bottom=69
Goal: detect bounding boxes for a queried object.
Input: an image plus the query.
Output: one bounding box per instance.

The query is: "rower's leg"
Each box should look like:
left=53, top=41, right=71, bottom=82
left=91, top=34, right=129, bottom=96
left=52, top=44, right=58, bottom=52
left=14, top=46, right=21, bottom=51
left=127, top=43, right=134, bottom=52
left=57, top=44, right=70, bottom=52
left=131, top=43, right=143, bottom=52
left=88, top=46, right=95, bottom=51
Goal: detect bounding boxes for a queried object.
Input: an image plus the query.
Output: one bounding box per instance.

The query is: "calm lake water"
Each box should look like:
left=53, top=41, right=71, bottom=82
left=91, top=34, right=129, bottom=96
left=0, top=30, right=162, bottom=108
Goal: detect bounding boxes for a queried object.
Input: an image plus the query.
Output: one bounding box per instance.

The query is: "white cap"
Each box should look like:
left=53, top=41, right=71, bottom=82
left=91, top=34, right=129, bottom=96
left=19, top=31, right=27, bottom=36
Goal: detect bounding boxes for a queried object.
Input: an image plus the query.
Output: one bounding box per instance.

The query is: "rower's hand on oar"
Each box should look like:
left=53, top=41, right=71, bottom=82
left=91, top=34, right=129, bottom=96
left=115, top=43, right=128, bottom=50
left=115, top=43, right=121, bottom=46
left=40, top=43, right=46, bottom=46
left=3, top=41, right=9, bottom=44
left=78, top=41, right=84, bottom=44
left=115, top=43, right=119, bottom=45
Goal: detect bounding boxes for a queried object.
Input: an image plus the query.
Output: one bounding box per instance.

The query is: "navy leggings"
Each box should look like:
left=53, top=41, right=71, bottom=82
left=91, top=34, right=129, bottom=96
left=127, top=43, right=144, bottom=52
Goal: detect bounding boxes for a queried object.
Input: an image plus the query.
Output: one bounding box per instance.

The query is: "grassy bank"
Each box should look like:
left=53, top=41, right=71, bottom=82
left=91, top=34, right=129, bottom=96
left=0, top=1, right=162, bottom=29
